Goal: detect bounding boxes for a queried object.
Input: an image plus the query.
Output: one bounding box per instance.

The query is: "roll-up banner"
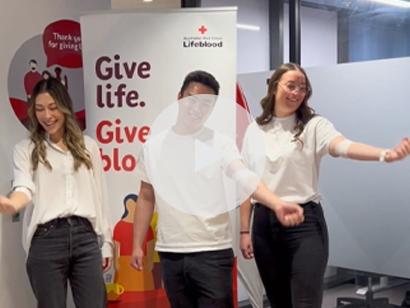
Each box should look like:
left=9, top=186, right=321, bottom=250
left=81, top=8, right=237, bottom=307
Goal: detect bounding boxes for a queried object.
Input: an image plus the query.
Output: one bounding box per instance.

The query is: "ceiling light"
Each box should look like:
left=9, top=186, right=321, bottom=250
left=236, top=23, right=260, bottom=31
left=370, top=0, right=410, bottom=8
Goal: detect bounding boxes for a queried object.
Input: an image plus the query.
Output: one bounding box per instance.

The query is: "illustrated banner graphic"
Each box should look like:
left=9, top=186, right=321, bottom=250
left=81, top=8, right=236, bottom=307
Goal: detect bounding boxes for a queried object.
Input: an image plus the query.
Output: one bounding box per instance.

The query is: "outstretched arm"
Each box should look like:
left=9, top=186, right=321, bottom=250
left=0, top=191, right=30, bottom=215
left=227, top=160, right=304, bottom=227
left=1, top=141, right=35, bottom=215
left=251, top=182, right=304, bottom=227
left=329, top=136, right=410, bottom=162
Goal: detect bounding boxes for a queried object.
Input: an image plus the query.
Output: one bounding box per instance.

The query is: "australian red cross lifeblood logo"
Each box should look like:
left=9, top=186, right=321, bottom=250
left=198, top=25, right=207, bottom=35
left=183, top=25, right=223, bottom=48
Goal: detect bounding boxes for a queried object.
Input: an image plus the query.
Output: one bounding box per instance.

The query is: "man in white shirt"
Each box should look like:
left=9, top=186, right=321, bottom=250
left=131, top=70, right=304, bottom=308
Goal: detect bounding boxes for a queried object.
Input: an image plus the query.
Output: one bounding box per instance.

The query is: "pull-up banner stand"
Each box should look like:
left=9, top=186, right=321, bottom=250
left=81, top=8, right=237, bottom=307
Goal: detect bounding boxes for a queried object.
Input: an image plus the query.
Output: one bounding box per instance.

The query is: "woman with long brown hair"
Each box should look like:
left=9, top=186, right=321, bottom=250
left=0, top=77, right=112, bottom=308
left=240, top=63, right=410, bottom=308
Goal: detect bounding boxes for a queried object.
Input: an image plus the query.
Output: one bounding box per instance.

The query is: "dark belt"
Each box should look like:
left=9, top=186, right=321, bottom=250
left=39, top=215, right=89, bottom=228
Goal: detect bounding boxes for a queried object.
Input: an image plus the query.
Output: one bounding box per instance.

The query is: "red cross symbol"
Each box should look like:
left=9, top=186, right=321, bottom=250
left=198, top=25, right=207, bottom=34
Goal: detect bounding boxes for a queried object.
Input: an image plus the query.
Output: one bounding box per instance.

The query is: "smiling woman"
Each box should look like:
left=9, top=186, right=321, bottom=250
left=239, top=62, right=410, bottom=308
left=27, top=78, right=93, bottom=171
left=0, top=77, right=113, bottom=308
left=34, top=92, right=65, bottom=145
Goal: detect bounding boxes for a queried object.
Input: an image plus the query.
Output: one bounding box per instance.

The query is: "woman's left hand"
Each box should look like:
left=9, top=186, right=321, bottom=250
left=385, top=137, right=410, bottom=162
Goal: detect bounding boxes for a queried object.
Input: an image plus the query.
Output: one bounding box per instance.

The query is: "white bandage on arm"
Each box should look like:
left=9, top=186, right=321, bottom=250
left=333, top=139, right=353, bottom=158
left=13, top=186, right=33, bottom=202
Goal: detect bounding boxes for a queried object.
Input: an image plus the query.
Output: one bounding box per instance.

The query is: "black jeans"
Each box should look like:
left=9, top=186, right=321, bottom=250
left=252, top=202, right=328, bottom=308
left=159, top=248, right=234, bottom=308
left=26, top=216, right=107, bottom=308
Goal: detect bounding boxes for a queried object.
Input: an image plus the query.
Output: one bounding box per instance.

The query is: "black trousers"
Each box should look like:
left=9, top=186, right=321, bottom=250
left=159, top=248, right=234, bottom=308
left=26, top=216, right=107, bottom=308
left=252, top=202, right=328, bottom=308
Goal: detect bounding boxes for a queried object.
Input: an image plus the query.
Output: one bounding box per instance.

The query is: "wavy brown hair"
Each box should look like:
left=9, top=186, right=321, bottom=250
left=27, top=78, right=92, bottom=171
left=256, top=63, right=316, bottom=145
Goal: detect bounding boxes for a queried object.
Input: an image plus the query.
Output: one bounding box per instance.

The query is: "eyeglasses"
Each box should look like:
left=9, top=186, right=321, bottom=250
left=278, top=82, right=309, bottom=94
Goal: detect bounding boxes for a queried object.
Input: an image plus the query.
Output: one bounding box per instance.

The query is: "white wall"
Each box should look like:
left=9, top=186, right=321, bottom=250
left=0, top=1, right=110, bottom=307
left=202, top=0, right=270, bottom=74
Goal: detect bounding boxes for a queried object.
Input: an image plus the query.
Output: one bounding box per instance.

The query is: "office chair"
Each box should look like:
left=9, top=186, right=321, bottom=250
left=336, top=276, right=400, bottom=308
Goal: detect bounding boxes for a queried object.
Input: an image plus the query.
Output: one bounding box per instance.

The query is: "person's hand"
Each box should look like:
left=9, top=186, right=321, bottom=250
left=274, top=202, right=304, bottom=227
left=240, top=233, right=254, bottom=259
left=102, top=257, right=112, bottom=272
left=0, top=195, right=16, bottom=215
left=385, top=138, right=410, bottom=162
left=130, top=247, right=145, bottom=271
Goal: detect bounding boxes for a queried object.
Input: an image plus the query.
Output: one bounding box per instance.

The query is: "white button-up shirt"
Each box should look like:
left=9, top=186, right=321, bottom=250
left=12, top=135, right=113, bottom=257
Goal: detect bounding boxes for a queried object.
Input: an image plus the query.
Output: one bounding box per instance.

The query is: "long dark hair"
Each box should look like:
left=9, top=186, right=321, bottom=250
left=256, top=63, right=316, bottom=144
left=27, top=77, right=92, bottom=171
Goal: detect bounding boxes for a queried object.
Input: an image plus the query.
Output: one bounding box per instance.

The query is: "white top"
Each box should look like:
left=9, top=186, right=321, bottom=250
left=242, top=115, right=341, bottom=204
left=137, top=127, right=242, bottom=253
left=12, top=136, right=113, bottom=257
